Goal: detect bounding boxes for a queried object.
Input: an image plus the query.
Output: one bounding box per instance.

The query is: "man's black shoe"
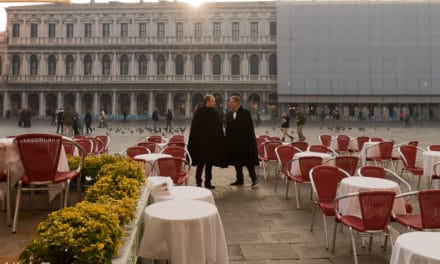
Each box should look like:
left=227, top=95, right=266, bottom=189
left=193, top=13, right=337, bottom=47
left=230, top=181, right=244, bottom=186
left=205, top=185, right=216, bottom=190
left=251, top=180, right=260, bottom=188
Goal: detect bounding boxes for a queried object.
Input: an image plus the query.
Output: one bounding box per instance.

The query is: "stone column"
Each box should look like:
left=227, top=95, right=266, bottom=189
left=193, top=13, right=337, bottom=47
left=129, top=54, right=135, bottom=78
left=94, top=92, right=99, bottom=115
left=93, top=53, right=100, bottom=76
left=204, top=52, right=210, bottom=80
left=111, top=53, right=117, bottom=77
left=57, top=92, right=63, bottom=109
left=22, top=54, right=29, bottom=77
left=75, top=92, right=81, bottom=113
left=241, top=52, right=248, bottom=78
left=185, top=92, right=191, bottom=117
left=57, top=53, right=64, bottom=77
left=185, top=53, right=192, bottom=77
left=130, top=92, right=135, bottom=115
left=3, top=92, right=10, bottom=117
left=112, top=90, right=117, bottom=115
left=39, top=54, right=46, bottom=77
left=261, top=53, right=267, bottom=78
left=21, top=91, right=28, bottom=109
left=148, top=91, right=154, bottom=116
left=223, top=53, right=229, bottom=79
left=39, top=92, right=45, bottom=117
left=167, top=53, right=173, bottom=77
left=148, top=54, right=155, bottom=76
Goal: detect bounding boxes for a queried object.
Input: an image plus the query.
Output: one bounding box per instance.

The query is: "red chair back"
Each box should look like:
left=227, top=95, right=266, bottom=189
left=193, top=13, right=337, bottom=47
left=95, top=135, right=110, bottom=153
left=88, top=137, right=105, bottom=154
left=126, top=146, right=149, bottom=159
left=419, top=189, right=440, bottom=229
left=275, top=145, right=300, bottom=176
left=148, top=135, right=163, bottom=143
left=429, top=145, right=440, bottom=151
left=336, top=135, right=350, bottom=152
left=308, top=145, right=329, bottom=153
left=359, top=191, right=395, bottom=230
left=154, top=157, right=188, bottom=185
left=370, top=137, right=384, bottom=142
left=138, top=142, right=159, bottom=153
left=334, top=156, right=359, bottom=176
left=358, top=165, right=385, bottom=178
left=256, top=138, right=266, bottom=160
left=399, top=145, right=418, bottom=169
left=166, top=141, right=186, bottom=148
left=15, top=133, right=62, bottom=182
left=319, top=135, right=332, bottom=147
left=263, top=141, right=282, bottom=161
left=169, top=135, right=185, bottom=142
left=378, top=141, right=394, bottom=159
left=310, top=165, right=348, bottom=205
left=62, top=141, right=75, bottom=156
left=74, top=138, right=94, bottom=156
left=298, top=156, right=322, bottom=182
left=290, top=141, right=308, bottom=151
left=356, top=136, right=370, bottom=151
left=161, top=146, right=186, bottom=159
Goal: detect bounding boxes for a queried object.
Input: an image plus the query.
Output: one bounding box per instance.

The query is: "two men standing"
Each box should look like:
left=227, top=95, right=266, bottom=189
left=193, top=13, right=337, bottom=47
left=188, top=95, right=260, bottom=189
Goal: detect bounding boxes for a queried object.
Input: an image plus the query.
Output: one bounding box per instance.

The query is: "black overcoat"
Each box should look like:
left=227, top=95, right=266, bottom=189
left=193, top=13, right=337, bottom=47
left=187, top=106, right=226, bottom=166
left=225, top=106, right=259, bottom=166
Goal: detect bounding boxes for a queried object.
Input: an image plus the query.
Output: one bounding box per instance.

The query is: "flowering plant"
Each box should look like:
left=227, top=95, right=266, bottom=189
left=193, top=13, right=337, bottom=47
left=20, top=202, right=123, bottom=264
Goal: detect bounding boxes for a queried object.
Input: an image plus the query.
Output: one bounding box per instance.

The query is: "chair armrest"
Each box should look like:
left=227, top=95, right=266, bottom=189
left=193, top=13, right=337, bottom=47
left=333, top=192, right=360, bottom=219
left=62, top=136, right=85, bottom=173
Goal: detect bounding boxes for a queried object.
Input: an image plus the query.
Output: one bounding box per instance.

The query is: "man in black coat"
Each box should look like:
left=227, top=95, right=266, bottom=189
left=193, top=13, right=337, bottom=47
left=188, top=94, right=226, bottom=189
left=225, top=95, right=259, bottom=187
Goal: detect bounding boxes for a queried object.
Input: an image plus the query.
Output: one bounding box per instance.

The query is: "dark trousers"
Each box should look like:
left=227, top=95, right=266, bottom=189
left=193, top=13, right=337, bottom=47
left=195, top=162, right=213, bottom=186
left=234, top=165, right=257, bottom=184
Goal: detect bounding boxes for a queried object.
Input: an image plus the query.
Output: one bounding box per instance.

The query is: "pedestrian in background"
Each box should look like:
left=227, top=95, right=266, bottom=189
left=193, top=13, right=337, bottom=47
left=63, top=105, right=74, bottom=137
left=152, top=109, right=159, bottom=131
left=166, top=109, right=173, bottom=132
left=295, top=108, right=306, bottom=141
left=281, top=111, right=294, bottom=142
left=56, top=107, right=64, bottom=134
left=84, top=110, right=93, bottom=134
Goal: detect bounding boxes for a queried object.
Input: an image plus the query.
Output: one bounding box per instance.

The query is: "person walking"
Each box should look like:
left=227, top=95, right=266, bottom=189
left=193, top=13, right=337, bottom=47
left=63, top=105, right=74, bottom=137
left=56, top=107, right=64, bottom=134
left=152, top=109, right=159, bottom=131
left=281, top=112, right=294, bottom=142
left=188, top=94, right=226, bottom=189
left=84, top=110, right=93, bottom=134
left=225, top=95, right=259, bottom=188
left=295, top=108, right=306, bottom=141
left=166, top=109, right=173, bottom=132
left=99, top=109, right=107, bottom=128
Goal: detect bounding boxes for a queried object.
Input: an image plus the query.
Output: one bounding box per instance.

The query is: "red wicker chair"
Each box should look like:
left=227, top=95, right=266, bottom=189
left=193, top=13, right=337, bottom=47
left=274, top=145, right=300, bottom=191
left=126, top=146, right=150, bottom=159
left=319, top=135, right=332, bottom=147
left=152, top=157, right=190, bottom=185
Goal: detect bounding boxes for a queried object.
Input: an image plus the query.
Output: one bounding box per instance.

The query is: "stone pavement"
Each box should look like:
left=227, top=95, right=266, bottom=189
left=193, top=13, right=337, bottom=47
left=0, top=117, right=439, bottom=263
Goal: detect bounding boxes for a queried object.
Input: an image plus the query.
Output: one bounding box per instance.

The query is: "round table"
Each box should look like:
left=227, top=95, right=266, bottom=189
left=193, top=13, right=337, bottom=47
left=151, top=186, right=215, bottom=204
left=390, top=232, right=440, bottom=264
left=423, top=151, right=440, bottom=178
left=338, top=177, right=406, bottom=217
left=134, top=153, right=171, bottom=176
left=290, top=151, right=332, bottom=175
left=138, top=200, right=229, bottom=264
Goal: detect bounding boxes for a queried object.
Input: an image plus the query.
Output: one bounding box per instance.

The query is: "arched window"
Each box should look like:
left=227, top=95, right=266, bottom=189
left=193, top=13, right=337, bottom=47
left=193, top=54, right=202, bottom=76
left=120, top=54, right=129, bottom=75
left=249, top=54, right=259, bottom=76
left=102, top=54, right=111, bottom=75
left=157, top=54, right=165, bottom=75
left=48, top=54, right=56, bottom=76
left=231, top=54, right=240, bottom=76
left=84, top=54, right=92, bottom=76
left=12, top=54, right=20, bottom=75
left=212, top=54, right=221, bottom=75
left=269, top=54, right=277, bottom=75
left=30, top=55, right=38, bottom=75
left=66, top=55, right=74, bottom=76
left=175, top=54, right=184, bottom=75
left=138, top=55, right=147, bottom=75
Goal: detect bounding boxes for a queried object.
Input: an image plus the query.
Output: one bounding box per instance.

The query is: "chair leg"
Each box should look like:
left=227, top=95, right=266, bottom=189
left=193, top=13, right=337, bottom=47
left=368, top=236, right=373, bottom=251
left=322, top=214, right=329, bottom=249
left=64, top=179, right=71, bottom=208
left=332, top=221, right=338, bottom=253
left=294, top=182, right=300, bottom=209
left=417, top=176, right=422, bottom=190
left=285, top=180, right=289, bottom=200
left=12, top=182, right=22, bottom=233
left=310, top=205, right=316, bottom=232
left=349, top=229, right=359, bottom=264
left=262, top=162, right=268, bottom=180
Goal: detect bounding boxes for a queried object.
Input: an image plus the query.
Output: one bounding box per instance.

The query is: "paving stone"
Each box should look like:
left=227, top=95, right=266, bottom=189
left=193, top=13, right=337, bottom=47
left=225, top=233, right=264, bottom=244
left=227, top=244, right=244, bottom=261
left=240, top=243, right=300, bottom=260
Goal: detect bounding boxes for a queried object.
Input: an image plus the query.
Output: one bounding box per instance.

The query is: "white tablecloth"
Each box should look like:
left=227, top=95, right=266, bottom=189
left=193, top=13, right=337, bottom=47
left=423, top=151, right=440, bottom=178
left=338, top=177, right=406, bottom=217
left=290, top=151, right=332, bottom=176
left=359, top=142, right=380, bottom=165
left=151, top=186, right=215, bottom=204
left=134, top=153, right=171, bottom=176
left=390, top=232, right=440, bottom=264
left=138, top=200, right=229, bottom=264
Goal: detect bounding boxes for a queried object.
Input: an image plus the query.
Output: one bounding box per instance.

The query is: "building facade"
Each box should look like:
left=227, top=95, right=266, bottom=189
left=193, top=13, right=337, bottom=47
left=0, top=1, right=277, bottom=118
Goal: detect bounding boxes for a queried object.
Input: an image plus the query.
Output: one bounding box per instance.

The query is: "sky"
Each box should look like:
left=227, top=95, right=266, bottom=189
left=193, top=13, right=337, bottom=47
left=0, top=0, right=267, bottom=32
